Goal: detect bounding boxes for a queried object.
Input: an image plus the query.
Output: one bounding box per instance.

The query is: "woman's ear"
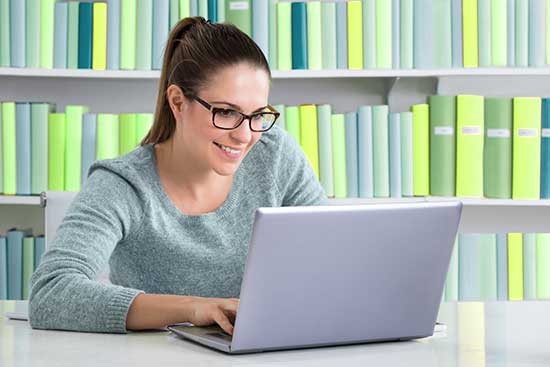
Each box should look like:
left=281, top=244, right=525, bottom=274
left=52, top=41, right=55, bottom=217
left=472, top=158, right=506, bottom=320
left=166, top=84, right=188, bottom=120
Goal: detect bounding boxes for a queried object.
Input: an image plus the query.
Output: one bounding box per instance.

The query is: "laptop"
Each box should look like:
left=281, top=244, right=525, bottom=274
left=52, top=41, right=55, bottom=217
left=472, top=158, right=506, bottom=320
left=168, top=201, right=462, bottom=354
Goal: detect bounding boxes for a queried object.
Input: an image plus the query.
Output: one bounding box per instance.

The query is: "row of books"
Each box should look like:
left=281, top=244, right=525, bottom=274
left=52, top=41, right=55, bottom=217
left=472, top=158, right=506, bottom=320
left=1, top=0, right=549, bottom=71
left=0, top=230, right=45, bottom=301
left=444, top=233, right=550, bottom=302
left=0, top=102, right=153, bottom=195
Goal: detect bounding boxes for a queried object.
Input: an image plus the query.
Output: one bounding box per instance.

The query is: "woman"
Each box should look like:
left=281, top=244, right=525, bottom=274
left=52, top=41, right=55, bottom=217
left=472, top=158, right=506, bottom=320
left=29, top=17, right=326, bottom=335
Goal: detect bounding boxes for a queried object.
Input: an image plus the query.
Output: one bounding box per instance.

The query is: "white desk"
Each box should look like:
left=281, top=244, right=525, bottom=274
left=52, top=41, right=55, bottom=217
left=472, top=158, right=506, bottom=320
left=1, top=301, right=549, bottom=366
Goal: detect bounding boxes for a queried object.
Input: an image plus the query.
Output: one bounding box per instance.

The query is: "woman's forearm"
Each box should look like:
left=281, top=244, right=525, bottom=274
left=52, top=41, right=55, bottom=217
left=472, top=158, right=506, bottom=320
left=126, top=293, right=196, bottom=330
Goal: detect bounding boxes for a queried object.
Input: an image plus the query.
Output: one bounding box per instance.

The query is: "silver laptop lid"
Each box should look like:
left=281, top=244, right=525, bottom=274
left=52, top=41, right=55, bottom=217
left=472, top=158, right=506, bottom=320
left=231, top=201, right=462, bottom=353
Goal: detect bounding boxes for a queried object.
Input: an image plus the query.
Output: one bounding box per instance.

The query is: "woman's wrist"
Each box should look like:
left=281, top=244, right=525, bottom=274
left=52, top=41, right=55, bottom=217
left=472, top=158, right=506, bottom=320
left=126, top=293, right=198, bottom=330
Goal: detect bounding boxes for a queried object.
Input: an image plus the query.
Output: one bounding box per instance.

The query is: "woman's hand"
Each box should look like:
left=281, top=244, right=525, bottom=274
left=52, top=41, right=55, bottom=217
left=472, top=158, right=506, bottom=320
left=186, top=297, right=240, bottom=335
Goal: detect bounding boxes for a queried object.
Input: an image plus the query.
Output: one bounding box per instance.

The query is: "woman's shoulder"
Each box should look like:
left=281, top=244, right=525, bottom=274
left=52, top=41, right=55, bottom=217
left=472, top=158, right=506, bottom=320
left=251, top=124, right=299, bottom=161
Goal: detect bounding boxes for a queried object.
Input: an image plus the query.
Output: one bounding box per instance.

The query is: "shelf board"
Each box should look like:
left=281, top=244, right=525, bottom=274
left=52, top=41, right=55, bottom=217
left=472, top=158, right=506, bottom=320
left=2, top=67, right=550, bottom=80
left=0, top=195, right=42, bottom=205
left=328, top=197, right=550, bottom=207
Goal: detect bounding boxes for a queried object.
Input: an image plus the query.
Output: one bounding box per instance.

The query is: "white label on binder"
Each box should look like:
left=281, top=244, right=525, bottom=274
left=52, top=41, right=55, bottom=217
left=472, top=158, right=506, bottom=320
left=461, top=126, right=481, bottom=135
left=434, top=127, right=454, bottom=135
left=229, top=1, right=249, bottom=10
left=487, top=128, right=511, bottom=138
left=517, top=128, right=538, bottom=137
left=542, top=128, right=550, bottom=138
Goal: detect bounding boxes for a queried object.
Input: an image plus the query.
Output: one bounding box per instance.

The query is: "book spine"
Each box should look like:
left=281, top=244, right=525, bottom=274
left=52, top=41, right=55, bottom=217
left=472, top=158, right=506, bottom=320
left=22, top=236, right=34, bottom=299
left=135, top=114, right=153, bottom=145
left=307, top=1, right=322, bottom=70
left=348, top=1, right=363, bottom=69
left=54, top=2, right=68, bottom=69
left=119, top=114, right=138, bottom=155
left=26, top=0, right=40, bottom=68
left=331, top=114, right=347, bottom=198
left=107, top=0, right=121, bottom=70
left=372, top=105, right=389, bottom=197
left=321, top=2, right=337, bottom=69
left=34, top=236, right=46, bottom=267
left=389, top=113, right=401, bottom=197
left=412, top=104, right=429, bottom=196
left=30, top=103, right=51, bottom=195
left=0, top=237, right=6, bottom=299
left=433, top=0, right=452, bottom=68
left=0, top=0, right=10, bottom=67
left=136, top=0, right=153, bottom=70
left=515, top=0, right=528, bottom=66
left=2, top=102, right=16, bottom=195
left=491, top=0, right=507, bottom=66
left=400, top=112, right=414, bottom=196
left=81, top=113, right=97, bottom=186
left=507, top=0, right=515, bottom=66
left=10, top=0, right=26, bottom=67
left=459, top=233, right=481, bottom=300
left=479, top=233, right=497, bottom=300
left=91, top=2, right=107, bottom=69
left=392, top=0, right=399, bottom=69
left=152, top=0, right=170, bottom=70
left=15, top=103, right=31, bottom=195
left=375, top=0, right=392, bottom=68
left=542, top=99, right=550, bottom=198
left=252, top=0, right=269, bottom=63
left=363, top=0, right=376, bottom=69
left=276, top=2, right=292, bottom=71
left=400, top=0, right=413, bottom=69
left=300, top=105, right=320, bottom=179
left=67, top=2, right=80, bottom=69
left=414, top=0, right=433, bottom=69
left=523, top=233, right=537, bottom=300
left=452, top=0, right=464, bottom=67
left=529, top=0, right=546, bottom=66
left=291, top=2, right=308, bottom=70
left=48, top=113, right=66, bottom=191
left=508, top=232, right=524, bottom=300
left=336, top=1, right=348, bottom=69
left=65, top=106, right=89, bottom=192
left=7, top=230, right=24, bottom=300
left=317, top=105, right=334, bottom=197
left=345, top=112, right=358, bottom=198
left=358, top=106, right=374, bottom=198
left=463, top=0, right=479, bottom=67
left=536, top=233, right=550, bottom=299
left=121, top=0, right=137, bottom=69
left=208, top=0, right=217, bottom=21
left=478, top=0, right=491, bottom=66
left=496, top=233, right=509, bottom=300
left=97, top=114, right=120, bottom=160
left=268, top=0, right=277, bottom=69
left=78, top=2, right=93, bottom=69
left=429, top=95, right=456, bottom=196
left=284, top=106, right=300, bottom=144
left=226, top=0, right=251, bottom=36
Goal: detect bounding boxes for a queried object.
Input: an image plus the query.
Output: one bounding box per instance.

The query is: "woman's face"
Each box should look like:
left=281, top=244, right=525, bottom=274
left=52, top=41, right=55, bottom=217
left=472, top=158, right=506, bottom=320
left=172, top=63, right=271, bottom=177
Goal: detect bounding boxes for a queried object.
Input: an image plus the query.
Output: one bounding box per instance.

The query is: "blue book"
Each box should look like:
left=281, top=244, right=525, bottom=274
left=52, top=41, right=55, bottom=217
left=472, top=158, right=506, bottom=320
left=529, top=0, right=546, bottom=67
left=414, top=0, right=433, bottom=69
left=451, top=0, right=463, bottom=67
left=54, top=2, right=68, bottom=69
left=16, top=103, right=31, bottom=195
left=345, top=112, right=358, bottom=198
left=10, top=0, right=25, bottom=67
left=372, top=105, right=390, bottom=198
left=252, top=0, right=269, bottom=61
left=478, top=0, right=491, bottom=67
left=291, top=2, right=307, bottom=70
left=81, top=113, right=97, bottom=186
left=268, top=0, right=278, bottom=69
left=34, top=236, right=46, bottom=269
left=78, top=2, right=93, bottom=69
left=335, top=1, right=347, bottom=69
left=190, top=0, right=198, bottom=16
left=400, top=112, right=414, bottom=196
left=26, top=0, right=41, bottom=67
left=496, top=233, right=509, bottom=300
left=459, top=233, right=481, bottom=301
left=507, top=0, right=515, bottom=66
left=7, top=228, right=32, bottom=300
left=363, top=0, right=376, bottom=69
left=208, top=0, right=218, bottom=21
left=479, top=234, right=497, bottom=300
left=0, top=236, right=6, bottom=300
left=107, top=0, right=121, bottom=70
left=152, top=0, right=169, bottom=70
left=389, top=113, right=402, bottom=198
left=392, top=0, right=400, bottom=69
left=523, top=233, right=537, bottom=300
left=542, top=99, right=550, bottom=198
left=358, top=106, right=374, bottom=198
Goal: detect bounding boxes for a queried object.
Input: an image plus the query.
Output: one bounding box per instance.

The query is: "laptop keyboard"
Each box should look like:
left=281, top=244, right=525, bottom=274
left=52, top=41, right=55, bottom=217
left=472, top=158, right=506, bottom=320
left=206, top=332, right=233, bottom=342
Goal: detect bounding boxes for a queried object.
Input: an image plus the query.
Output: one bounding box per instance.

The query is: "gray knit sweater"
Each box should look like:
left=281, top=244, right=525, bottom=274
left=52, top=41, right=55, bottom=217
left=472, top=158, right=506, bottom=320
left=28, top=125, right=327, bottom=333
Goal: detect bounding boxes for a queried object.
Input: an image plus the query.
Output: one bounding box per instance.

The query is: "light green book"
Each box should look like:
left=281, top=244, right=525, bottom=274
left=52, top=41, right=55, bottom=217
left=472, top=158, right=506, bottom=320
left=433, top=0, right=452, bottom=68
left=523, top=233, right=537, bottom=300
left=97, top=114, right=120, bottom=160
left=363, top=0, right=376, bottom=69
left=515, top=0, right=528, bottom=66
left=463, top=0, right=479, bottom=67
left=171, top=0, right=181, bottom=29
left=375, top=0, right=392, bottom=68
left=0, top=0, right=10, bottom=67
left=92, top=2, right=108, bottom=70
left=31, top=103, right=52, bottom=195
left=400, top=0, right=413, bottom=69
left=67, top=1, right=80, bottom=69
left=199, top=0, right=208, bottom=18
left=226, top=0, right=251, bottom=36
left=276, top=2, right=292, bottom=71
left=412, top=104, right=429, bottom=196
left=136, top=113, right=154, bottom=145
left=26, top=0, right=41, bottom=67
left=372, top=105, right=389, bottom=198
left=268, top=0, right=277, bottom=69
left=48, top=113, right=66, bottom=191
left=536, top=233, right=550, bottom=299
left=479, top=234, right=497, bottom=300
left=65, top=106, right=89, bottom=192
left=121, top=0, right=137, bottom=70
left=299, top=105, right=320, bottom=179
left=40, top=0, right=56, bottom=68
left=306, top=1, right=322, bottom=70
left=321, top=2, right=336, bottom=69
left=478, top=0, right=491, bottom=66
left=429, top=95, right=456, bottom=197
left=179, top=0, right=190, bottom=19
left=347, top=1, right=363, bottom=69
left=120, top=114, right=138, bottom=155
left=547, top=0, right=550, bottom=65
left=456, top=95, right=484, bottom=197
left=508, top=232, right=523, bottom=301
left=284, top=106, right=300, bottom=144
left=22, top=236, right=34, bottom=300
left=331, top=114, right=347, bottom=198
left=317, top=105, right=333, bottom=197
left=445, top=237, right=459, bottom=301
left=512, top=97, right=541, bottom=199
left=2, top=102, right=16, bottom=195
left=491, top=0, right=507, bottom=66
left=400, top=112, right=414, bottom=196
left=136, top=0, right=153, bottom=70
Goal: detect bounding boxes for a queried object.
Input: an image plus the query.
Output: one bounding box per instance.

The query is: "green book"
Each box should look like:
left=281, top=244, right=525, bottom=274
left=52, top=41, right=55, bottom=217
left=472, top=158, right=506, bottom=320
left=96, top=114, right=120, bottom=160
left=217, top=0, right=224, bottom=22
left=456, top=95, right=484, bottom=197
left=512, top=97, right=542, bottom=199
left=2, top=102, right=16, bottom=195
left=0, top=0, right=10, bottom=67
left=479, top=234, right=497, bottom=300
left=67, top=1, right=80, bottom=69
left=373, top=105, right=389, bottom=198
left=136, top=0, right=153, bottom=70
left=321, top=1, right=336, bottom=69
left=400, top=0, right=413, bottom=69
left=317, top=105, right=333, bottom=197
left=484, top=97, right=512, bottom=198
left=307, top=1, right=322, bottom=70
left=48, top=113, right=66, bottom=191
left=121, top=0, right=137, bottom=70
left=22, top=236, right=34, bottom=300
left=523, top=233, right=537, bottom=300
left=412, top=104, right=429, bottom=196
left=508, top=232, right=523, bottom=301
left=284, top=106, right=300, bottom=144
left=536, top=233, right=550, bottom=299
left=491, top=0, right=507, bottom=66
left=400, top=112, right=414, bottom=196
left=179, top=0, right=190, bottom=19
left=299, top=105, right=320, bottom=179
left=347, top=1, right=363, bottom=69
left=136, top=113, right=154, bottom=145
left=276, top=2, right=292, bottom=71
left=40, top=0, right=56, bottom=68
left=375, top=0, right=392, bottom=68
left=463, top=0, right=479, bottom=67
left=26, top=0, right=41, bottom=67
left=226, top=0, right=251, bottom=36
left=65, top=106, right=89, bottom=192
left=120, top=114, right=138, bottom=155
left=331, top=114, right=347, bottom=198
left=429, top=95, right=456, bottom=197
left=31, top=103, right=52, bottom=195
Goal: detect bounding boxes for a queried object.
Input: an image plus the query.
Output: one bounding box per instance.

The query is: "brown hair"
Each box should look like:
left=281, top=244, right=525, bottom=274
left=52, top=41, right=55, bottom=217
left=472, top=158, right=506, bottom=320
left=142, top=17, right=271, bottom=145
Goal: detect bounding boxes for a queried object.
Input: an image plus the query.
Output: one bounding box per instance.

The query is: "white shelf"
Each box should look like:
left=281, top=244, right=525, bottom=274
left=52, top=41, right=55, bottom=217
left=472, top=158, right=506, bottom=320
left=0, top=195, right=42, bottom=205
left=329, top=197, right=550, bottom=207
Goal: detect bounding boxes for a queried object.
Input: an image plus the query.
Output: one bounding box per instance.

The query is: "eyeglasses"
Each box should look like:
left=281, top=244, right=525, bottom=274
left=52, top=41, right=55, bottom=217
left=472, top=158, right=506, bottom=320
left=189, top=94, right=280, bottom=132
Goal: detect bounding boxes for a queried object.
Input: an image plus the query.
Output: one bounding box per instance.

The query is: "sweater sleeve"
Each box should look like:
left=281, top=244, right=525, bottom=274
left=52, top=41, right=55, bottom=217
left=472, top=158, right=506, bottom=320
left=29, top=166, right=145, bottom=333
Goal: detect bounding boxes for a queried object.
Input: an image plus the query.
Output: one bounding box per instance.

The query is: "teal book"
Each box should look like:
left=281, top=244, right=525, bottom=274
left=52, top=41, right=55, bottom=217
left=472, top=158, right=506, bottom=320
left=400, top=112, right=414, bottom=197
left=452, top=0, right=463, bottom=67
left=479, top=234, right=497, bottom=300
left=345, top=112, right=358, bottom=198
left=15, top=103, right=31, bottom=195
left=31, top=103, right=52, bottom=195
left=445, top=237, right=459, bottom=301
left=542, top=98, right=550, bottom=198
left=7, top=228, right=32, bottom=300
left=208, top=0, right=217, bottom=21
left=0, top=0, right=10, bottom=67
left=226, top=0, right=251, bottom=36
left=107, top=0, right=121, bottom=70
left=496, top=233, right=508, bottom=300
left=78, top=2, right=93, bottom=69
left=26, top=0, right=40, bottom=67
left=34, top=236, right=46, bottom=268
left=358, top=106, right=373, bottom=198
left=321, top=1, right=336, bottom=69
left=335, top=1, right=347, bottom=69
left=363, top=0, right=376, bottom=69
left=268, top=0, right=277, bottom=69
left=291, top=2, right=307, bottom=70
left=10, top=0, right=26, bottom=67
left=429, top=95, right=456, bottom=197
left=459, top=233, right=481, bottom=300
left=0, top=237, right=6, bottom=299
left=389, top=113, right=401, bottom=197
left=81, top=113, right=97, bottom=185
left=54, top=2, right=68, bottom=69
left=529, top=0, right=546, bottom=66
left=373, top=105, right=390, bottom=198
left=477, top=0, right=491, bottom=66
left=523, top=233, right=537, bottom=300
left=515, top=0, right=528, bottom=66
left=252, top=0, right=269, bottom=61
left=152, top=0, right=169, bottom=70
left=136, top=0, right=153, bottom=70
left=400, top=0, right=413, bottom=69
left=317, top=105, right=334, bottom=197
left=67, top=1, right=80, bottom=69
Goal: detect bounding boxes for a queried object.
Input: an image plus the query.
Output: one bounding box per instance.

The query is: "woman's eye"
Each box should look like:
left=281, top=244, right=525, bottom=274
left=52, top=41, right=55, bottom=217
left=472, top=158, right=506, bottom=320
left=252, top=114, right=263, bottom=121
left=220, top=110, right=236, bottom=117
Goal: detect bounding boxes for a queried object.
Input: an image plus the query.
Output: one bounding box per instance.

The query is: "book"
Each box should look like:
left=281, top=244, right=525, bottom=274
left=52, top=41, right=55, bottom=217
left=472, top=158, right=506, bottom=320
left=433, top=0, right=452, bottom=68
left=389, top=113, right=401, bottom=198
left=136, top=0, right=153, bottom=70
left=335, top=1, right=347, bottom=69
left=307, top=1, right=322, bottom=70
left=97, top=114, right=120, bottom=160
left=496, top=233, right=508, bottom=300
left=477, top=0, right=491, bottom=67
left=515, top=0, right=528, bottom=66
left=479, top=234, right=497, bottom=300
left=507, top=0, right=515, bottom=66
left=121, top=0, right=137, bottom=70
left=0, top=236, right=6, bottom=299
left=456, top=95, right=484, bottom=197
left=226, top=0, right=251, bottom=36
left=54, top=2, right=68, bottom=69
left=81, top=113, right=97, bottom=186
left=78, top=2, right=93, bottom=69
left=484, top=97, right=512, bottom=198
left=152, top=0, right=169, bottom=70
left=445, top=237, right=459, bottom=301
left=299, top=105, right=320, bottom=179
left=452, top=0, right=464, bottom=67
left=217, top=0, right=225, bottom=22
left=284, top=106, right=300, bottom=144
left=400, top=0, right=413, bottom=69
left=347, top=1, right=363, bottom=70
left=40, top=0, right=56, bottom=68
left=331, top=114, right=347, bottom=198
left=0, top=0, right=10, bottom=67
left=400, top=112, right=414, bottom=196
left=363, top=0, right=376, bottom=69
left=376, top=0, right=392, bottom=68
left=136, top=114, right=153, bottom=145
left=491, top=0, right=507, bottom=66
left=7, top=228, right=32, bottom=300
left=67, top=1, right=80, bottom=69
left=48, top=113, right=66, bottom=191
left=429, top=95, right=456, bottom=197
left=253, top=0, right=269, bottom=63
left=373, top=105, right=389, bottom=198
left=0, top=103, right=3, bottom=193
left=120, top=114, right=138, bottom=155
left=413, top=0, right=433, bottom=69
left=26, top=0, right=40, bottom=68
left=463, top=0, right=479, bottom=67
left=15, top=103, right=31, bottom=195
left=190, top=0, right=198, bottom=16
left=523, top=233, right=537, bottom=300
left=171, top=0, right=181, bottom=29
left=536, top=233, right=550, bottom=299
left=542, top=99, right=550, bottom=198
left=22, top=236, right=34, bottom=299
left=291, top=2, right=307, bottom=70
left=208, top=0, right=217, bottom=21
left=317, top=105, right=334, bottom=197
left=412, top=104, right=429, bottom=196
left=392, top=0, right=400, bottom=69
left=2, top=102, right=16, bottom=195
left=459, top=233, right=481, bottom=300
left=268, top=0, right=277, bottom=69
left=10, top=0, right=26, bottom=67
left=34, top=236, right=46, bottom=269
left=92, top=2, right=107, bottom=70
left=199, top=0, right=208, bottom=18
left=65, top=105, right=89, bottom=192
left=358, top=106, right=373, bottom=198
left=321, top=1, right=336, bottom=69
left=107, top=0, right=121, bottom=70
left=512, top=97, right=541, bottom=199
left=508, top=232, right=523, bottom=301
left=528, top=0, right=546, bottom=67
left=276, top=1, right=292, bottom=71
left=31, top=103, right=51, bottom=195
left=345, top=112, right=358, bottom=198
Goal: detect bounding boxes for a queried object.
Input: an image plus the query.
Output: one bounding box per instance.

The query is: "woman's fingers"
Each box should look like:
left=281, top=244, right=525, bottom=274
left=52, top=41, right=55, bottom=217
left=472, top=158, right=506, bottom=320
left=214, top=311, right=235, bottom=335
